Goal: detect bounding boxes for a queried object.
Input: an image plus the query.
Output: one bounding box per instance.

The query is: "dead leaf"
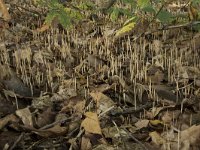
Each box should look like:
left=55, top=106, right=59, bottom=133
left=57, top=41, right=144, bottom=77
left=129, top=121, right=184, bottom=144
left=149, top=131, right=166, bottom=145
left=35, top=24, right=50, bottom=32
left=180, top=125, right=200, bottom=147
left=135, top=119, right=149, bottom=130
left=81, top=136, right=92, bottom=150
left=0, top=94, right=15, bottom=117
left=0, top=0, right=11, bottom=21
left=35, top=107, right=56, bottom=128
left=60, top=96, right=85, bottom=115
left=16, top=107, right=33, bottom=127
left=90, top=91, right=115, bottom=114
left=33, top=124, right=68, bottom=137
left=0, top=131, right=21, bottom=150
left=102, top=126, right=120, bottom=139
left=81, top=112, right=102, bottom=135
left=0, top=114, right=19, bottom=130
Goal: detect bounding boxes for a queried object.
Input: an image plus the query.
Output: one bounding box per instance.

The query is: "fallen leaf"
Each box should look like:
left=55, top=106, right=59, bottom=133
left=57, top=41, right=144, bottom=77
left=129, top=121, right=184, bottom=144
left=135, top=119, right=149, bottom=130
left=60, top=96, right=85, bottom=115
left=33, top=124, right=68, bottom=137
left=35, top=24, right=50, bottom=32
left=149, top=131, right=166, bottom=145
left=16, top=107, right=33, bottom=127
left=35, top=107, right=56, bottom=128
left=90, top=91, right=115, bottom=114
left=81, top=112, right=102, bottom=135
left=0, top=114, right=19, bottom=130
left=81, top=136, right=92, bottom=150
left=0, top=0, right=11, bottom=21
left=0, top=131, right=21, bottom=150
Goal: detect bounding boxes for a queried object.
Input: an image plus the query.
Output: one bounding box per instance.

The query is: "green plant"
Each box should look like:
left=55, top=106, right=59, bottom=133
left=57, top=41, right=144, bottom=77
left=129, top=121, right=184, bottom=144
left=37, top=0, right=84, bottom=29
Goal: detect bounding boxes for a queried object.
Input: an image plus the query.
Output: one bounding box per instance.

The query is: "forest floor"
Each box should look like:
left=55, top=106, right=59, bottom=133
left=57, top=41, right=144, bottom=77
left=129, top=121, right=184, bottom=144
left=1, top=0, right=200, bottom=150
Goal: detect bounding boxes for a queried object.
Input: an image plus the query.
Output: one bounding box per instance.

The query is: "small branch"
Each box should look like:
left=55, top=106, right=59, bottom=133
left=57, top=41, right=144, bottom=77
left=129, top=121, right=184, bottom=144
left=145, top=21, right=200, bottom=35
left=122, top=128, right=149, bottom=150
left=9, top=132, right=24, bottom=150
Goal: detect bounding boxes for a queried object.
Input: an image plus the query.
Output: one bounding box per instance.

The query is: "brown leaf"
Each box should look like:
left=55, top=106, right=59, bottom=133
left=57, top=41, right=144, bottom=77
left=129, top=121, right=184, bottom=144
left=81, top=112, right=102, bottom=135
left=0, top=0, right=11, bottom=21
left=0, top=114, right=19, bottom=130
left=81, top=136, right=92, bottom=150
left=35, top=24, right=50, bottom=32
left=135, top=119, right=149, bottom=130
left=16, top=107, right=33, bottom=127
left=60, top=96, right=85, bottom=115
left=35, top=107, right=56, bottom=128
left=180, top=125, right=200, bottom=146
left=149, top=131, right=166, bottom=145
left=90, top=92, right=115, bottom=114
left=33, top=124, right=68, bottom=138
left=0, top=131, right=21, bottom=150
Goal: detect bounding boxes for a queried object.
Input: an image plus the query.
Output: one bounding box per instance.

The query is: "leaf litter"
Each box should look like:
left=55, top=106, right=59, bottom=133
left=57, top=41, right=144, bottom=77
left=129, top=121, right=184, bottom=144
left=0, top=0, right=200, bottom=150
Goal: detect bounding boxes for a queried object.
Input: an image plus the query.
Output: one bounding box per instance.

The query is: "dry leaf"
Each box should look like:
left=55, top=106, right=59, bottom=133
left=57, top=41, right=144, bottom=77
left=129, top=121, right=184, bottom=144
left=0, top=114, right=19, bottom=130
left=35, top=107, right=56, bottom=128
left=81, top=136, right=92, bottom=150
left=16, top=108, right=33, bottom=127
left=33, top=124, right=68, bottom=138
left=180, top=125, right=200, bottom=146
left=90, top=92, right=115, bottom=114
left=60, top=96, right=85, bottom=115
left=81, top=112, right=102, bottom=135
left=35, top=24, right=50, bottom=32
left=149, top=131, right=166, bottom=145
left=135, top=119, right=149, bottom=130
left=0, top=0, right=11, bottom=21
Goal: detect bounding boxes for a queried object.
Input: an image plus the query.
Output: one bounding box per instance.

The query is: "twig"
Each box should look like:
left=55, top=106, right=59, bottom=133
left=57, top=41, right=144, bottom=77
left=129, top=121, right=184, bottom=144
left=40, top=116, right=74, bottom=130
left=109, top=102, right=152, bottom=116
left=9, top=132, right=24, bottom=150
left=69, top=129, right=85, bottom=150
left=145, top=21, right=200, bottom=35
left=98, top=106, right=115, bottom=118
left=122, top=128, right=149, bottom=150
left=11, top=4, right=41, bottom=16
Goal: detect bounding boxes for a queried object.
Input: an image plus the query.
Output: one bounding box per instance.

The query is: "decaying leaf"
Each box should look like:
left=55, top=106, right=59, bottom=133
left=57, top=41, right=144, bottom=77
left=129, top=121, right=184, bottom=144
left=149, top=131, right=166, bottom=145
left=0, top=0, right=11, bottom=21
left=135, top=119, right=149, bottom=130
left=81, top=136, right=92, bottom=150
left=16, top=107, right=33, bottom=127
left=33, top=124, right=68, bottom=138
left=115, top=17, right=137, bottom=39
left=81, top=112, right=102, bottom=135
left=90, top=91, right=115, bottom=114
left=35, top=24, right=50, bottom=32
left=35, top=107, right=56, bottom=128
left=60, top=96, right=85, bottom=115
left=0, top=114, right=19, bottom=130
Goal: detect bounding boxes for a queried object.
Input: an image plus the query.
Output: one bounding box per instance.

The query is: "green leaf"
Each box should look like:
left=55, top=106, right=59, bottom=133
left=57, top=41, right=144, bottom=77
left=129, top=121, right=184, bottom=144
left=122, top=0, right=134, bottom=3
left=110, top=8, right=120, bottom=21
left=157, top=10, right=174, bottom=23
left=45, top=10, right=59, bottom=24
left=137, top=0, right=150, bottom=9
left=142, top=5, right=156, bottom=14
left=58, top=9, right=71, bottom=28
left=119, top=8, right=132, bottom=16
left=192, top=0, right=200, bottom=5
